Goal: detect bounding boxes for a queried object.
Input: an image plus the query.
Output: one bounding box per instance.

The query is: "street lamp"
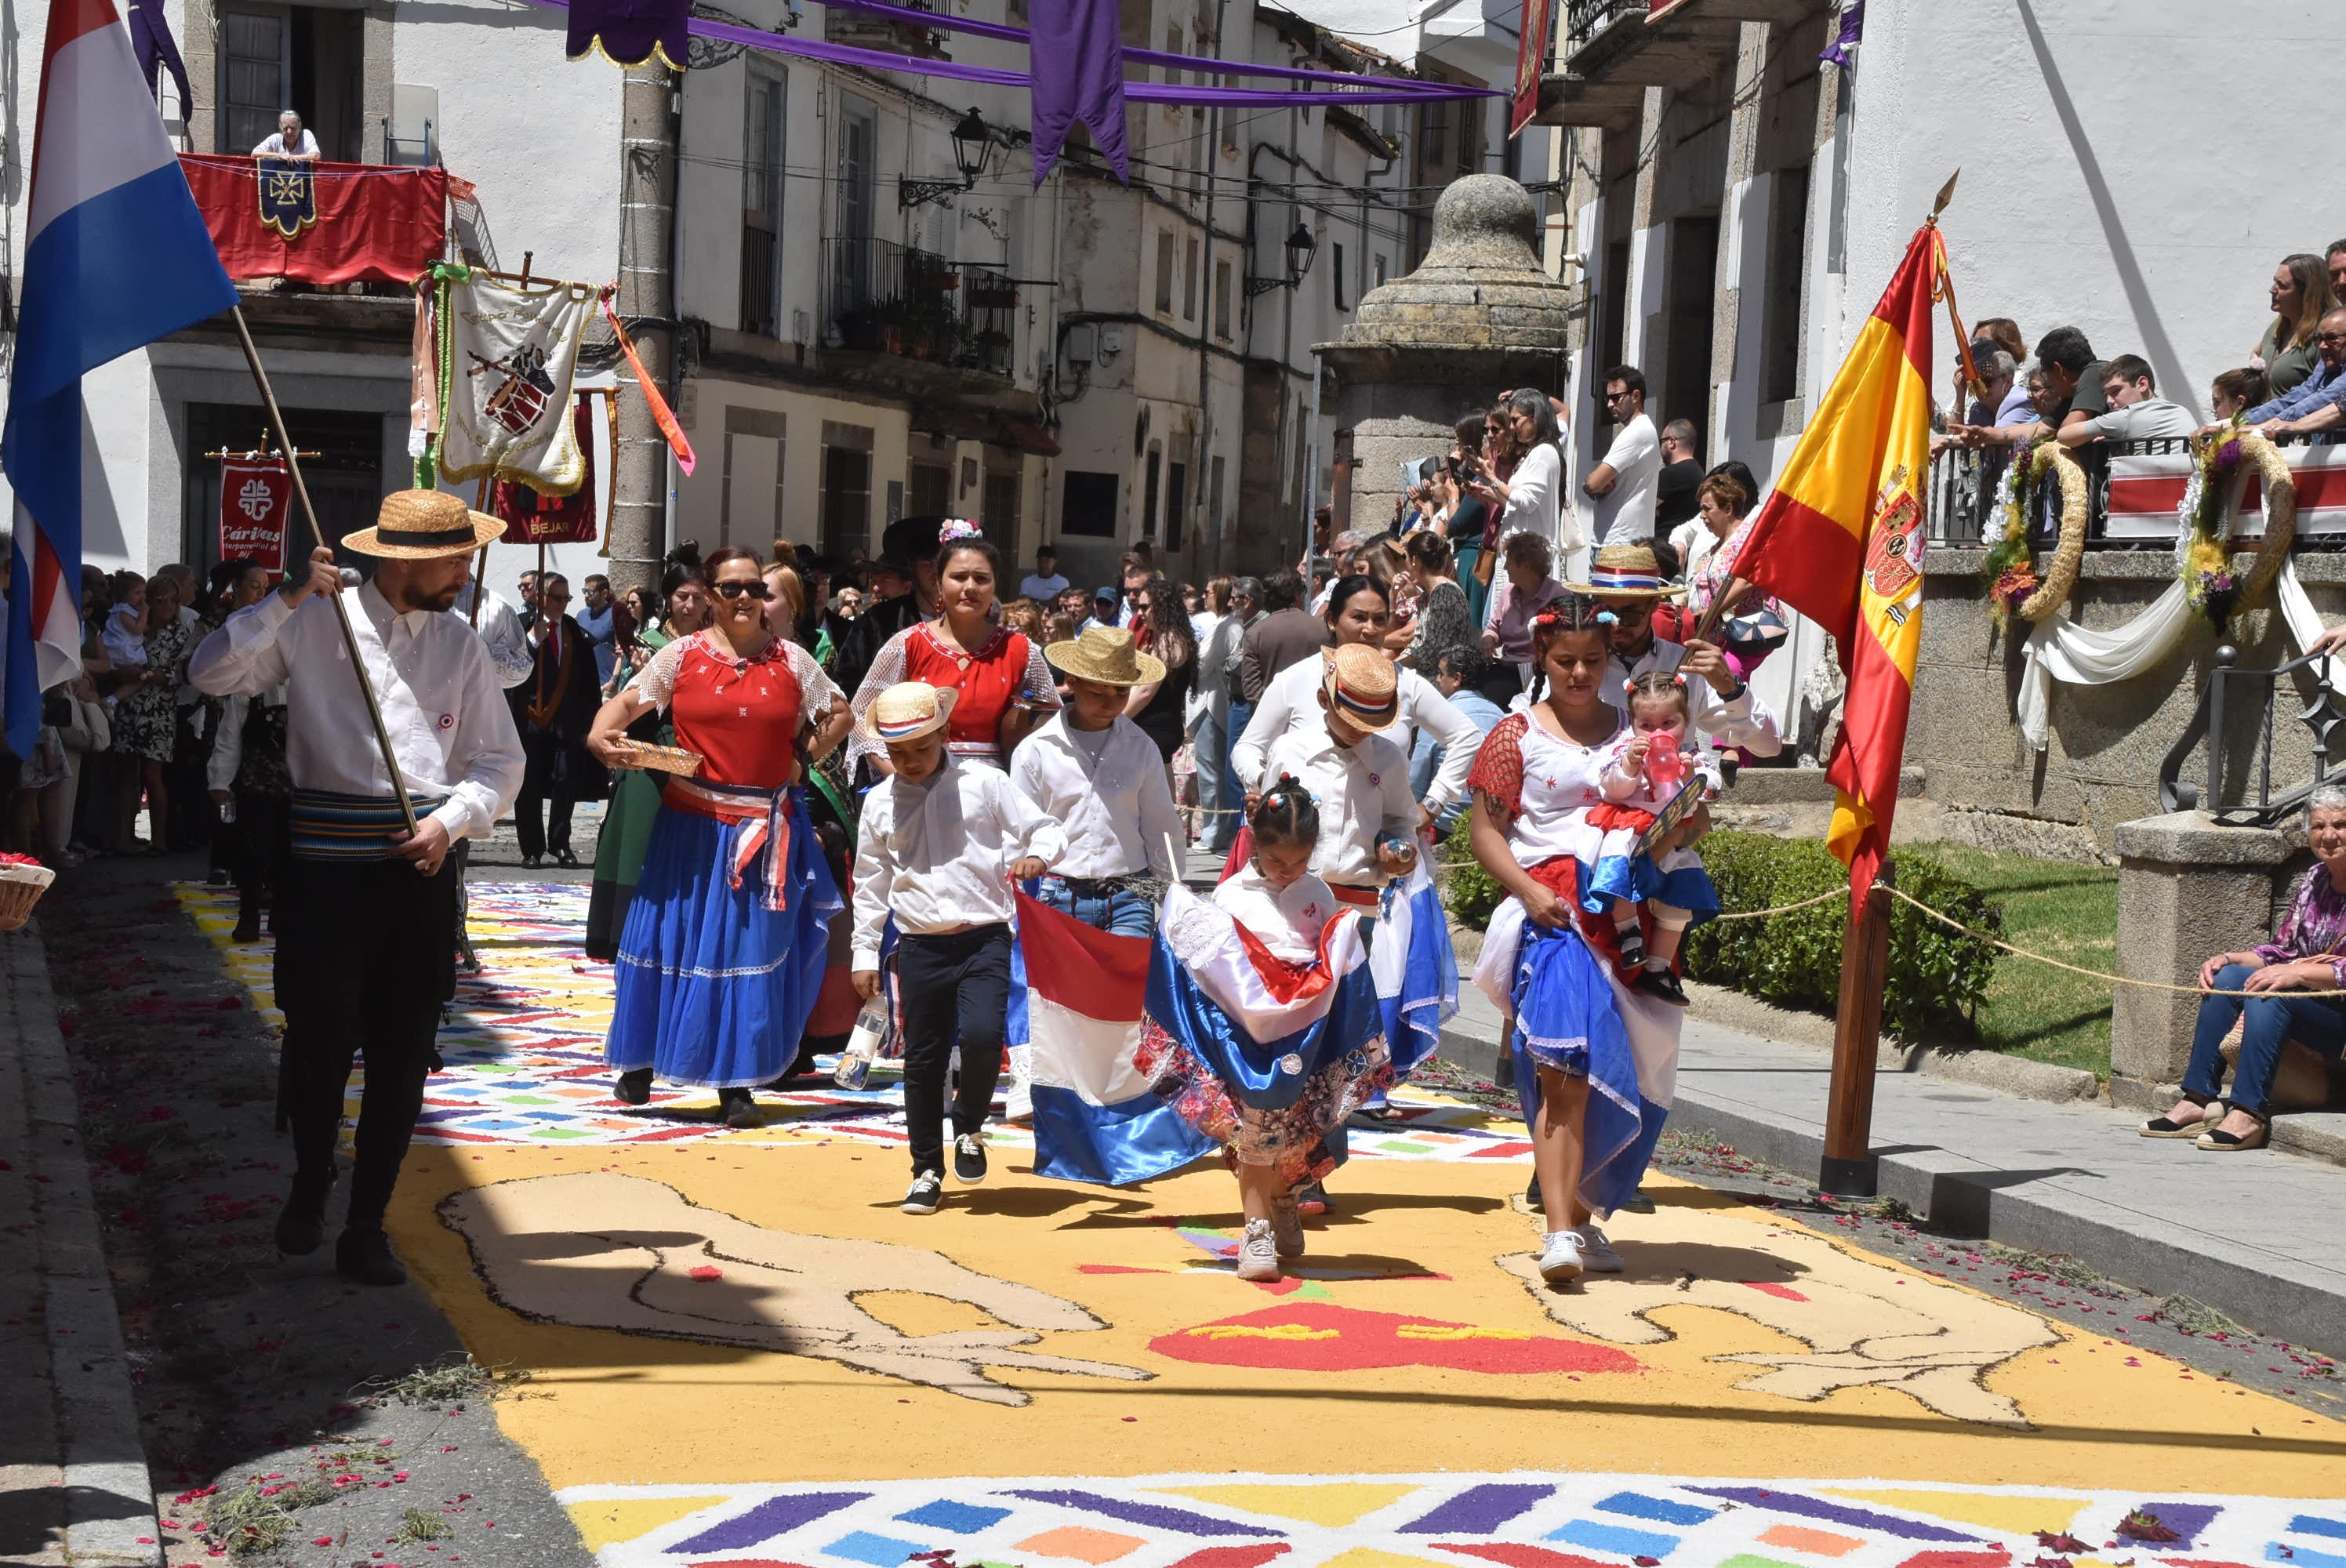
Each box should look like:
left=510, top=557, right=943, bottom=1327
left=1245, top=221, right=1320, bottom=296
left=899, top=107, right=993, bottom=208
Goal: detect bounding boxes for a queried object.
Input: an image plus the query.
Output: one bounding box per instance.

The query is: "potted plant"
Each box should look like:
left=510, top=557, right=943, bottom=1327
left=968, top=282, right=1017, bottom=310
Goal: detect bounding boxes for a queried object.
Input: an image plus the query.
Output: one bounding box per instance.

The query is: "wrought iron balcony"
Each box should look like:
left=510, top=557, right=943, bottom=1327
left=826, top=237, right=1015, bottom=379
left=824, top=0, right=947, bottom=60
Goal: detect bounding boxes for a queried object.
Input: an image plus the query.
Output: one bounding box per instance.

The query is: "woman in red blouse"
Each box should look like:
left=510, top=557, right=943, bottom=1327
left=588, top=547, right=855, bottom=1127
left=848, top=524, right=1059, bottom=777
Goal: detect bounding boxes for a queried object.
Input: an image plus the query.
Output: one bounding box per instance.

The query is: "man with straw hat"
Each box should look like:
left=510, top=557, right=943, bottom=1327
left=192, top=488, right=525, bottom=1286
left=1011, top=625, right=1184, bottom=941
left=851, top=681, right=1066, bottom=1214
left=1567, top=543, right=1782, bottom=754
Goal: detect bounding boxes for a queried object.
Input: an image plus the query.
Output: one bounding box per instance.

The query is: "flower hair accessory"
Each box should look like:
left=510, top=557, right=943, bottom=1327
left=1596, top=610, right=1618, bottom=626
left=939, top=518, right=982, bottom=543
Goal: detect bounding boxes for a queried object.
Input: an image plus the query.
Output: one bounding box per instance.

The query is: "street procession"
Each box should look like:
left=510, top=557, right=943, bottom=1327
left=3, top=0, right=2345, bottom=1565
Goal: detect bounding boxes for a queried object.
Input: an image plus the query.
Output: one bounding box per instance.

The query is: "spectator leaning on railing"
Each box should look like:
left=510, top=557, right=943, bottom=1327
left=2054, top=354, right=2195, bottom=447
left=2213, top=306, right=2346, bottom=441
left=2034, top=327, right=2111, bottom=434
left=2252, top=252, right=2336, bottom=399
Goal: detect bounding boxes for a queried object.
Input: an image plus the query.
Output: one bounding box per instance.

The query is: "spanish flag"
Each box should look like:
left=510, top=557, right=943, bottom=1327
left=1738, top=223, right=1948, bottom=899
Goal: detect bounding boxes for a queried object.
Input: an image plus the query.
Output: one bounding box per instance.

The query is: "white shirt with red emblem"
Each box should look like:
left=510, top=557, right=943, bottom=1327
left=1212, top=864, right=1342, bottom=964
left=1260, top=724, right=1418, bottom=891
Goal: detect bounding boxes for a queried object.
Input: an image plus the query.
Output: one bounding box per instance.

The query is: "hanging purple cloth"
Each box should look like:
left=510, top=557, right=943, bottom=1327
left=129, top=0, right=193, bottom=113
left=1028, top=0, right=1128, bottom=185
left=567, top=0, right=689, bottom=67
left=1818, top=1, right=1863, bottom=67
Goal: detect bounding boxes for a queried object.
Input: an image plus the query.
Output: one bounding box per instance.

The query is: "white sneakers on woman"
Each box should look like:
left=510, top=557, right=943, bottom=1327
left=1236, top=1218, right=1281, bottom=1281
left=1537, top=1229, right=1584, bottom=1282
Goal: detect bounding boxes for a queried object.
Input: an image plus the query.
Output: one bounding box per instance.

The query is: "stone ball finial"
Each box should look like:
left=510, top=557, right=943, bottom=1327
left=1417, top=174, right=1542, bottom=274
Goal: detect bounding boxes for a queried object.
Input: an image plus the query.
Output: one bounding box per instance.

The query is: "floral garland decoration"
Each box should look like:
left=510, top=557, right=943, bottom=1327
left=2017, top=443, right=2089, bottom=622
left=1980, top=442, right=2043, bottom=622
left=2175, top=426, right=2297, bottom=633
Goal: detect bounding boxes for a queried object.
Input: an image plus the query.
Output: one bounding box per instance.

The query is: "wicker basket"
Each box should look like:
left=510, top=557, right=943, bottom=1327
left=608, top=740, right=705, bottom=778
left=0, top=864, right=56, bottom=933
left=2217, top=1020, right=2340, bottom=1112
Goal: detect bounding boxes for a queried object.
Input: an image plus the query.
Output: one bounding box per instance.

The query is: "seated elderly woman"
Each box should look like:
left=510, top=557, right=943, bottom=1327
left=2146, top=788, right=2346, bottom=1151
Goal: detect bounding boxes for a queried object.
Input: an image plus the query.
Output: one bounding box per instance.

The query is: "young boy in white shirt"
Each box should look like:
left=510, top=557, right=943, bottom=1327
left=852, top=682, right=1066, bottom=1214
left=1011, top=626, right=1183, bottom=940
left=1258, top=644, right=1421, bottom=905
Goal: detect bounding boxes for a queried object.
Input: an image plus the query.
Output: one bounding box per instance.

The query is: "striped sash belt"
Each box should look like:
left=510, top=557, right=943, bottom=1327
left=289, top=789, right=446, bottom=862
left=663, top=776, right=799, bottom=913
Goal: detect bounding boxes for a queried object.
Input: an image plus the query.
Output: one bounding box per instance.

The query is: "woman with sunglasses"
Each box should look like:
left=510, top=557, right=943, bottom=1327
left=847, top=521, right=1060, bottom=778
left=588, top=547, right=854, bottom=1127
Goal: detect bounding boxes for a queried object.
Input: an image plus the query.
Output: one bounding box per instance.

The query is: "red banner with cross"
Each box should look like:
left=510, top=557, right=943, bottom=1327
left=220, top=454, right=292, bottom=573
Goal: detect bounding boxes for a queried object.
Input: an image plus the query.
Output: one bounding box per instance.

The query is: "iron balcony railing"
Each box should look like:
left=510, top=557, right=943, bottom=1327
left=1562, top=0, right=1642, bottom=56
left=826, top=236, right=1015, bottom=379
left=1926, top=436, right=2343, bottom=551
left=2157, top=646, right=2346, bottom=826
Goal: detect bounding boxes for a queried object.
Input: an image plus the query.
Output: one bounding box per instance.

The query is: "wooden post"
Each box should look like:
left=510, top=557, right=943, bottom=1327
left=1821, top=859, right=1894, bottom=1196
left=468, top=475, right=493, bottom=629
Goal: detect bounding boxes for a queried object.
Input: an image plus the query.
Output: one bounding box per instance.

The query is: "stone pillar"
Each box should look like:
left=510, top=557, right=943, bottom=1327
left=2110, top=812, right=2297, bottom=1107
left=1315, top=176, right=1576, bottom=539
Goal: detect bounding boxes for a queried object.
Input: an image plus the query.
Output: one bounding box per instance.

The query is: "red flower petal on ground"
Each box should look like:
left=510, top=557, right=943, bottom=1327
left=686, top=1265, right=722, bottom=1281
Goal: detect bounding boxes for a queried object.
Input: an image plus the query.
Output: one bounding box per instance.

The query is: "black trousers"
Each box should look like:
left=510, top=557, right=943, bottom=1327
left=232, top=792, right=289, bottom=931
left=274, top=855, right=459, bottom=1231
left=897, top=924, right=1011, bottom=1176
left=514, top=731, right=579, bottom=858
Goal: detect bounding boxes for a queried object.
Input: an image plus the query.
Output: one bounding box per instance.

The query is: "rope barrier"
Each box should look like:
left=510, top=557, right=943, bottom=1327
left=1880, top=884, right=2286, bottom=999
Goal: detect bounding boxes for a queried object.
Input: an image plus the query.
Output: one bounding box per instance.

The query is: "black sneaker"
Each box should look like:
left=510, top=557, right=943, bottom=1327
left=953, top=1134, right=988, bottom=1184
left=902, top=1171, right=943, bottom=1214
left=615, top=1068, right=654, bottom=1105
left=719, top=1087, right=762, bottom=1129
left=231, top=919, right=261, bottom=944
left=274, top=1174, right=334, bottom=1257
left=1633, top=967, right=1689, bottom=1007
left=334, top=1228, right=405, bottom=1287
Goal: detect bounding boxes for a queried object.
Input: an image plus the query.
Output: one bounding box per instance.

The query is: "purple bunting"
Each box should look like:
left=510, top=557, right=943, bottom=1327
left=566, top=0, right=688, bottom=68
left=1819, top=0, right=1863, bottom=67
left=1028, top=0, right=1128, bottom=184
left=129, top=0, right=192, bottom=113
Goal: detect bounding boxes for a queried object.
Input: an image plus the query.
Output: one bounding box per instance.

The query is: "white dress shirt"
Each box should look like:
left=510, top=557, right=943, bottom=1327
left=1010, top=713, right=1182, bottom=881
left=1260, top=724, right=1416, bottom=889
left=1232, top=652, right=1480, bottom=811
left=449, top=581, right=533, bottom=689
left=190, top=583, right=525, bottom=843
left=1213, top=865, right=1341, bottom=964
left=852, top=753, right=1068, bottom=965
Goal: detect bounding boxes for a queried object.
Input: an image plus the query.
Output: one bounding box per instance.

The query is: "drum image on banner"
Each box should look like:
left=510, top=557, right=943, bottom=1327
left=436, top=274, right=591, bottom=495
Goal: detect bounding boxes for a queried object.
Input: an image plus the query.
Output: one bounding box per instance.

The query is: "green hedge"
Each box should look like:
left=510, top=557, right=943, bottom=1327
left=1444, top=820, right=2001, bottom=1041
left=1683, top=832, right=2002, bottom=1039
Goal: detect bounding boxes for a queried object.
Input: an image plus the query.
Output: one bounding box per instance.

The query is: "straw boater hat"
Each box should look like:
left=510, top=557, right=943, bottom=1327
left=1044, top=624, right=1165, bottom=687
left=860, top=681, right=958, bottom=746
left=1320, top=643, right=1401, bottom=733
left=340, top=489, right=504, bottom=560
left=1567, top=542, right=1687, bottom=601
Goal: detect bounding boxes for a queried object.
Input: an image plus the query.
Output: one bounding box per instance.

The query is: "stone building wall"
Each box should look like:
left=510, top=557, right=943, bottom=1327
left=1915, top=550, right=2346, bottom=851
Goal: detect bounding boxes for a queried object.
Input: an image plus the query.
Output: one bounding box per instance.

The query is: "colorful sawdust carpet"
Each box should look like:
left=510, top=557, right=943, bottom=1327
left=174, top=880, right=1529, bottom=1159
left=561, top=1472, right=2346, bottom=1568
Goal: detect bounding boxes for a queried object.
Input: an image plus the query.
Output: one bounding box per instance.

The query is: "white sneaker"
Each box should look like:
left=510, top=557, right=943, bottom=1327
left=902, top=1172, right=942, bottom=1214
left=1574, top=1223, right=1625, bottom=1273
left=1235, top=1218, right=1281, bottom=1282
left=1536, top=1229, right=1584, bottom=1283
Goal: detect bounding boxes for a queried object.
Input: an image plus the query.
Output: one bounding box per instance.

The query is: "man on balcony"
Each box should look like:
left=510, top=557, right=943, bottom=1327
left=252, top=109, right=321, bottom=163
left=2234, top=308, right=2346, bottom=445
left=2055, top=355, right=2195, bottom=447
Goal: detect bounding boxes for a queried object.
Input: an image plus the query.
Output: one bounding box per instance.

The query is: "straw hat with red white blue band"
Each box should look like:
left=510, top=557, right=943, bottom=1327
left=1320, top=643, right=1401, bottom=733
left=860, top=681, right=958, bottom=745
left=1567, top=543, right=1687, bottom=601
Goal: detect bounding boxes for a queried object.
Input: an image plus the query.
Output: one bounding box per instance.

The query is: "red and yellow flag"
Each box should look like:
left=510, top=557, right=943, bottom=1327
left=1738, top=223, right=1948, bottom=900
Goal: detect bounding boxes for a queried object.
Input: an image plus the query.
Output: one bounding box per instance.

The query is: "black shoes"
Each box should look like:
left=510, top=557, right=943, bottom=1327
left=953, top=1134, right=987, bottom=1183
left=274, top=1173, right=335, bottom=1256
left=231, top=919, right=261, bottom=944
left=1634, top=967, right=1689, bottom=1007
left=719, top=1087, right=762, bottom=1129
left=615, top=1068, right=654, bottom=1105
left=521, top=853, right=543, bottom=869
left=553, top=848, right=579, bottom=869
left=335, top=1227, right=405, bottom=1287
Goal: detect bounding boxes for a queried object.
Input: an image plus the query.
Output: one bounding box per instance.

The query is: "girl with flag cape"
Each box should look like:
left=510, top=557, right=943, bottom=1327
left=1465, top=596, right=1683, bottom=1287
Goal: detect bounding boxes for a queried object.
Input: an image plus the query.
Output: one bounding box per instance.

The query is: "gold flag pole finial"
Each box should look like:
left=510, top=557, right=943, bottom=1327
left=1928, top=169, right=1960, bottom=227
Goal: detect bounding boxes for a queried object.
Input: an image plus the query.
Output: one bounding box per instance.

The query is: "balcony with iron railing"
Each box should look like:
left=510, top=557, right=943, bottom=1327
left=826, top=237, right=1018, bottom=384
left=824, top=0, right=947, bottom=60
left=1926, top=437, right=2346, bottom=554
left=1535, top=0, right=1822, bottom=127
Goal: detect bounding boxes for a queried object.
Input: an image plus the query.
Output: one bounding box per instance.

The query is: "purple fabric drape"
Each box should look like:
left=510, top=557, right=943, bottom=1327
left=567, top=0, right=689, bottom=67
left=1819, top=1, right=1863, bottom=67
left=1028, top=0, right=1128, bottom=183
left=130, top=0, right=192, bottom=113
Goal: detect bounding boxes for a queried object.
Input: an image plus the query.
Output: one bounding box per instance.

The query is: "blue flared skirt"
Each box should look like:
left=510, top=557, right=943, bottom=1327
left=605, top=792, right=843, bottom=1087
left=1585, top=852, right=1722, bottom=920
left=1509, top=920, right=1656, bottom=1216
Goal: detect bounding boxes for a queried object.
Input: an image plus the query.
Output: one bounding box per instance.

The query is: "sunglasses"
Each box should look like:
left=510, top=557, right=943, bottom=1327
left=713, top=580, right=773, bottom=601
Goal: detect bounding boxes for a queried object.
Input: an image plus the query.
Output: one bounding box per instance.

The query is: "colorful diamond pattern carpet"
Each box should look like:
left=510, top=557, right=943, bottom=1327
left=172, top=880, right=1530, bottom=1159
left=559, top=1472, right=2344, bottom=1568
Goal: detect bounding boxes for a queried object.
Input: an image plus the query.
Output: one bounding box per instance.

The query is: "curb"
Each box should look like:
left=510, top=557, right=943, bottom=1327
left=6, top=921, right=163, bottom=1568
left=1433, top=1006, right=2346, bottom=1363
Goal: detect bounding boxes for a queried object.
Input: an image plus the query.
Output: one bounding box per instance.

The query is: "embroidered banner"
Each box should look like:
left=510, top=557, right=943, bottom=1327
left=438, top=275, right=591, bottom=493
left=219, top=453, right=292, bottom=573
left=492, top=397, right=600, bottom=543
left=178, top=155, right=448, bottom=285
left=1511, top=0, right=1552, bottom=137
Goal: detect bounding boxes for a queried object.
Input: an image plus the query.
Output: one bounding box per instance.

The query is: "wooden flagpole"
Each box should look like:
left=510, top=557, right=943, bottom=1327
left=228, top=306, right=419, bottom=836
